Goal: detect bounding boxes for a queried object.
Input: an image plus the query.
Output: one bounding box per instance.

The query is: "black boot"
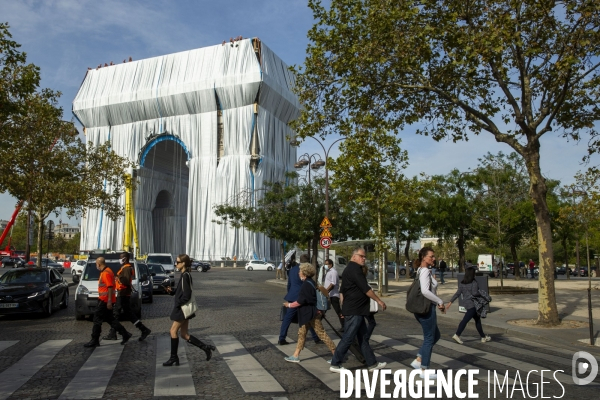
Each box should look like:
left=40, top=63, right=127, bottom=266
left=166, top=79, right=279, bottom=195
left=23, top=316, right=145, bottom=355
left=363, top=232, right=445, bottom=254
left=102, top=329, right=117, bottom=340
left=120, top=331, right=132, bottom=345
left=84, top=337, right=100, bottom=348
left=136, top=322, right=151, bottom=342
left=188, top=335, right=215, bottom=361
left=163, top=337, right=179, bottom=366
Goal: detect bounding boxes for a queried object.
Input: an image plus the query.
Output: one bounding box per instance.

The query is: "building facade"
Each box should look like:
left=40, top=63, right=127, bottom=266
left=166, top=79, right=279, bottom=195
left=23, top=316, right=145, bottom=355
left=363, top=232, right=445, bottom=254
left=72, top=39, right=298, bottom=261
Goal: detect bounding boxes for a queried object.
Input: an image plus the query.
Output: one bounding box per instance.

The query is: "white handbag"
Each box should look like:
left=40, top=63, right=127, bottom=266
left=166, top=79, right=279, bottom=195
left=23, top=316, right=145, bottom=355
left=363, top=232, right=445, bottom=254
left=180, top=273, right=197, bottom=319
left=370, top=298, right=379, bottom=313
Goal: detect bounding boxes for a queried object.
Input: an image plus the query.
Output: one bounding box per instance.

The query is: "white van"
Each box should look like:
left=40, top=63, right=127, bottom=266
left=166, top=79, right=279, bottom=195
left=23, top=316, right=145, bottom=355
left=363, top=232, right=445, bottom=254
left=146, top=253, right=175, bottom=273
left=477, top=254, right=505, bottom=277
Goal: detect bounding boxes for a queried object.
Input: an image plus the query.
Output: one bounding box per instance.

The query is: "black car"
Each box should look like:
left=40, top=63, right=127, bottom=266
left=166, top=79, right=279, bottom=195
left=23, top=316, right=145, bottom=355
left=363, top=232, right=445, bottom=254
left=0, top=268, right=69, bottom=316
left=138, top=263, right=153, bottom=303
left=147, top=263, right=174, bottom=293
left=555, top=265, right=575, bottom=275
left=579, top=266, right=597, bottom=277
left=1, top=257, right=26, bottom=268
left=29, top=258, right=65, bottom=274
left=192, top=260, right=211, bottom=272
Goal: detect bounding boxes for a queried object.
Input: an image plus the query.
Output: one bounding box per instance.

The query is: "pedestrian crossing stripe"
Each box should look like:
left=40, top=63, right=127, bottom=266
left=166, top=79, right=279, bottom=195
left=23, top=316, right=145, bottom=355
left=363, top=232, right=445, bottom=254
left=0, top=332, right=597, bottom=398
left=212, top=335, right=284, bottom=393
left=405, top=334, right=577, bottom=385
left=0, top=339, right=71, bottom=400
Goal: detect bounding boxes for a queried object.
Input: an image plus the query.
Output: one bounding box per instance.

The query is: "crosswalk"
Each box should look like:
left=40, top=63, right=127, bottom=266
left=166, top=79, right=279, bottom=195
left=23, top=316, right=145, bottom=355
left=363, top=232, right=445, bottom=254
left=0, top=331, right=596, bottom=398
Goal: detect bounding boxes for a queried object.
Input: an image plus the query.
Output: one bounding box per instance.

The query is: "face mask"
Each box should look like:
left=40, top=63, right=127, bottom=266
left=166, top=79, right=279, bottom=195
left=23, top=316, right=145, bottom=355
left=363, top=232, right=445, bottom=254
left=119, top=258, right=126, bottom=265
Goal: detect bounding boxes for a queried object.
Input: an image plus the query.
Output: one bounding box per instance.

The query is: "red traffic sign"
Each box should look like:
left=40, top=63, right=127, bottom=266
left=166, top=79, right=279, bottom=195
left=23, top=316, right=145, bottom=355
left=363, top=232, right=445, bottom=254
left=319, top=237, right=332, bottom=249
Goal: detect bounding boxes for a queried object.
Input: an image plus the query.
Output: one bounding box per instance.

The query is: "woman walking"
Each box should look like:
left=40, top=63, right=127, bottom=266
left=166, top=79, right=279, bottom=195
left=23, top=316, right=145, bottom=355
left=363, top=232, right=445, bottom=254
left=282, top=263, right=337, bottom=363
left=410, top=247, right=446, bottom=380
left=446, top=267, right=491, bottom=344
left=163, top=254, right=215, bottom=366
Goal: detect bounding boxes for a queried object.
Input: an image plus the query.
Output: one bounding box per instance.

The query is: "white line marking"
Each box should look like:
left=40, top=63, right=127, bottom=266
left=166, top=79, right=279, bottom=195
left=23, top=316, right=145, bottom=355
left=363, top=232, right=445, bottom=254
left=0, top=339, right=71, bottom=400
left=59, top=340, right=124, bottom=399
left=0, top=341, right=18, bottom=354
left=153, top=336, right=196, bottom=397
left=212, top=335, right=284, bottom=393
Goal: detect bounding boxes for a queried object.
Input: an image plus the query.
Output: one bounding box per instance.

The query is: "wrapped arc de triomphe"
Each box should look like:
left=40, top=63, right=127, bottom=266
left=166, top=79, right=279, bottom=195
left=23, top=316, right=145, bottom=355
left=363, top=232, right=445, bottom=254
left=72, top=39, right=299, bottom=261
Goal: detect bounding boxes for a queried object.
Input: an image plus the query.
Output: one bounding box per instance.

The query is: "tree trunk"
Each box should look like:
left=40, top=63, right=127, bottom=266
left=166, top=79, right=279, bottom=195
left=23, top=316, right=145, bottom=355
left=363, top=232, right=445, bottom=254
left=563, top=237, right=570, bottom=280
left=377, top=209, right=386, bottom=295
left=307, top=240, right=311, bottom=263
left=404, top=236, right=412, bottom=279
left=395, top=227, right=400, bottom=282
left=312, top=231, right=319, bottom=269
left=36, top=212, right=44, bottom=268
left=524, top=150, right=560, bottom=325
left=457, top=229, right=465, bottom=273
left=576, top=239, right=580, bottom=272
left=511, top=240, right=520, bottom=280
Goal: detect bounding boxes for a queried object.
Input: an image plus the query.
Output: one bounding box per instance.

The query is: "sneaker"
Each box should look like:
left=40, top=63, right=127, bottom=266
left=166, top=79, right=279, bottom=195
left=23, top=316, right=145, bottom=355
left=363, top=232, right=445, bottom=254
left=278, top=340, right=290, bottom=345
left=481, top=335, right=491, bottom=342
left=410, top=359, right=421, bottom=369
left=420, top=370, right=437, bottom=380
left=284, top=355, right=300, bottom=363
left=452, top=334, right=463, bottom=344
left=329, top=365, right=348, bottom=373
left=368, top=362, right=386, bottom=371
left=120, top=331, right=132, bottom=345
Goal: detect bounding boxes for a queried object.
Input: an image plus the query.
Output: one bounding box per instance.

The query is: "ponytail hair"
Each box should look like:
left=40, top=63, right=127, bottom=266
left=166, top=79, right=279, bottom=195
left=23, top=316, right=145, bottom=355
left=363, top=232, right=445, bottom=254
left=413, top=246, right=434, bottom=268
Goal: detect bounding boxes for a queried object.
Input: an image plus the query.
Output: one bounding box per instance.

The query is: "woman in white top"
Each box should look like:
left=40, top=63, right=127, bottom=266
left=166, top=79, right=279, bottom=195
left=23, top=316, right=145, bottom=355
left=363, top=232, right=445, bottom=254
left=410, top=247, right=446, bottom=380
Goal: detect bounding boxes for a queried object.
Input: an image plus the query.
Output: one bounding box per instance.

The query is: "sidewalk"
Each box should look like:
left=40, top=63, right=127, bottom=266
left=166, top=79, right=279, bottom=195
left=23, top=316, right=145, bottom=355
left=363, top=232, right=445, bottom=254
left=266, top=276, right=600, bottom=349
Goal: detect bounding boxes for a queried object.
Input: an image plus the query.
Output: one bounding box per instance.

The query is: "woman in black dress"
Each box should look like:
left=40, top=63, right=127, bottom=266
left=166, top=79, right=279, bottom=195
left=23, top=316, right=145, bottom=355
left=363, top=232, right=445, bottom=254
left=163, top=254, right=215, bottom=366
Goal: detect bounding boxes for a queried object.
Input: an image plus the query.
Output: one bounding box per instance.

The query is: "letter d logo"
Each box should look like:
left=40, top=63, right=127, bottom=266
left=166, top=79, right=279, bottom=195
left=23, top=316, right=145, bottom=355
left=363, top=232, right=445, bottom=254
left=572, top=351, right=598, bottom=385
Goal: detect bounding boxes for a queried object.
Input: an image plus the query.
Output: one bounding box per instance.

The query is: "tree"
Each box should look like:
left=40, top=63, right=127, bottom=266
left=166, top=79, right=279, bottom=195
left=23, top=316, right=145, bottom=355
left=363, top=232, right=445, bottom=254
left=1, top=92, right=133, bottom=267
left=328, top=129, right=409, bottom=294
left=425, top=170, right=476, bottom=273
left=294, top=0, right=600, bottom=325
left=470, top=152, right=536, bottom=281
left=0, top=23, right=40, bottom=138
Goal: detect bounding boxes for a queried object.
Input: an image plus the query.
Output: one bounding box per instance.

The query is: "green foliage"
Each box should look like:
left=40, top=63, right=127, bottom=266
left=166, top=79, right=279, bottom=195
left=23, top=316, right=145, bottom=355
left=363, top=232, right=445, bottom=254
left=0, top=23, right=41, bottom=137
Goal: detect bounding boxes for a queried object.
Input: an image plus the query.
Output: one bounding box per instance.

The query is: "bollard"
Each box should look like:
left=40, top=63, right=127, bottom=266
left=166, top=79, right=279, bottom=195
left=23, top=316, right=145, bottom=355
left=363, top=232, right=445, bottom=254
left=221, top=262, right=224, bottom=268
left=233, top=261, right=237, bottom=268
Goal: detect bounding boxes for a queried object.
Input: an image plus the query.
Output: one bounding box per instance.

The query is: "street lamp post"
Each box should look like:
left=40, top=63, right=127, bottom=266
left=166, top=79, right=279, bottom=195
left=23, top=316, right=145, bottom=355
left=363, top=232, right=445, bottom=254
left=295, top=153, right=324, bottom=265
left=291, top=137, right=345, bottom=262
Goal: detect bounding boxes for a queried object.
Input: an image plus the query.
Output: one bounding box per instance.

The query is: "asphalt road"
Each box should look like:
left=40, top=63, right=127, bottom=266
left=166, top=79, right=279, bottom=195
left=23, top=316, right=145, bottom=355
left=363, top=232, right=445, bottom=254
left=1, top=268, right=599, bottom=399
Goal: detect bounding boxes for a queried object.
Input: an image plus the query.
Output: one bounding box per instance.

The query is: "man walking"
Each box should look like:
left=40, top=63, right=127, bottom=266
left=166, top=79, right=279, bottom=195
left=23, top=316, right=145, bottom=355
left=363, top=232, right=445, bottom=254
left=103, top=253, right=151, bottom=342
left=276, top=261, right=284, bottom=280
left=323, top=259, right=344, bottom=331
left=278, top=254, right=320, bottom=345
left=329, top=247, right=387, bottom=373
left=529, top=259, right=535, bottom=279
left=439, top=258, right=447, bottom=284
left=84, top=257, right=132, bottom=347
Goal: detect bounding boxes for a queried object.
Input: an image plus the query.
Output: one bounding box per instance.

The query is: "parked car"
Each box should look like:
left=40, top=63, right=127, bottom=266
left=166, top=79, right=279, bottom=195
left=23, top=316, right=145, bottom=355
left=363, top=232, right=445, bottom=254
left=192, top=260, right=211, bottom=272
left=137, top=263, right=153, bottom=303
left=146, top=253, right=175, bottom=273
left=507, top=262, right=525, bottom=275
left=555, top=265, right=575, bottom=275
left=0, top=267, right=69, bottom=316
left=146, top=263, right=174, bottom=293
left=75, top=251, right=142, bottom=321
left=1, top=257, right=26, bottom=268
left=28, top=258, right=64, bottom=274
left=71, top=259, right=87, bottom=283
left=579, top=266, right=597, bottom=277
left=245, top=260, right=275, bottom=271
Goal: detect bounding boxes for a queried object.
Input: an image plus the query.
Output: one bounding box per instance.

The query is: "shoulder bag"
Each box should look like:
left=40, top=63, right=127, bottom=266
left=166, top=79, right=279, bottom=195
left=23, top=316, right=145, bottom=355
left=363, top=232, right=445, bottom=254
left=307, top=279, right=330, bottom=312
left=405, top=268, right=432, bottom=315
left=181, top=273, right=198, bottom=319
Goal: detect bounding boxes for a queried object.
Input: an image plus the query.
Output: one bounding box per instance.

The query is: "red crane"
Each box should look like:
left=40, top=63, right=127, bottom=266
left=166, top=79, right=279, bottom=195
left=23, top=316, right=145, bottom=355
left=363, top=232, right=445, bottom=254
left=0, top=200, right=23, bottom=258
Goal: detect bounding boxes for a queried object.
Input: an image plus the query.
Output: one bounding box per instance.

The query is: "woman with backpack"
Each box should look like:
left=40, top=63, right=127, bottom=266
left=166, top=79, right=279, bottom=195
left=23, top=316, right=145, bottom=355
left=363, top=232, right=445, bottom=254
left=410, top=247, right=446, bottom=380
left=446, top=267, right=491, bottom=344
left=282, top=262, right=337, bottom=362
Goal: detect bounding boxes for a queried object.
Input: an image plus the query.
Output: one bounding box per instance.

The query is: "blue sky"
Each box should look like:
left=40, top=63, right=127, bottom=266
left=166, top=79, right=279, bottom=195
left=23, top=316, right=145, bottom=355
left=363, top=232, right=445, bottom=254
left=0, top=0, right=596, bottom=223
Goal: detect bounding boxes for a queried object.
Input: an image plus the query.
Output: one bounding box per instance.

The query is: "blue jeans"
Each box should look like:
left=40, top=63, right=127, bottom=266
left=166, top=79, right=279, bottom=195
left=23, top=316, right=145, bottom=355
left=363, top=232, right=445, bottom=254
left=456, top=307, right=485, bottom=337
left=365, top=314, right=376, bottom=342
left=439, top=271, right=445, bottom=284
left=414, top=306, right=441, bottom=369
left=279, top=307, right=318, bottom=342
left=331, top=315, right=377, bottom=367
